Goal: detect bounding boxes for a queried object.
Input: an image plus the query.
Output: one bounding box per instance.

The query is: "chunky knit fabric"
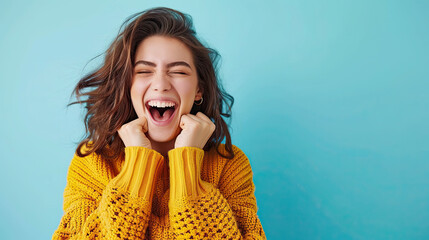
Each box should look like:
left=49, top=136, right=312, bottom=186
left=52, top=144, right=266, bottom=239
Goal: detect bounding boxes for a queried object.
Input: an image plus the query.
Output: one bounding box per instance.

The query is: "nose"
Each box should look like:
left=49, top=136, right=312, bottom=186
left=151, top=72, right=171, bottom=92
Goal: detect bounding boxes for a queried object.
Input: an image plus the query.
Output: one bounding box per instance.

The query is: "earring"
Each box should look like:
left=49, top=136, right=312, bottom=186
left=194, top=97, right=203, bottom=105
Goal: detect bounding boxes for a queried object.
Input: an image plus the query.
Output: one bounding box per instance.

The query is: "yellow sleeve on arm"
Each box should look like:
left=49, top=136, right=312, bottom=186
left=111, top=146, right=164, bottom=199
left=168, top=146, right=212, bottom=201
left=52, top=147, right=164, bottom=240
left=167, top=146, right=266, bottom=240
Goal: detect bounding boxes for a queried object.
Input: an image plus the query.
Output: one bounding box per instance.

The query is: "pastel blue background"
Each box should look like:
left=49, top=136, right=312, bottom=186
left=0, top=0, right=428, bottom=239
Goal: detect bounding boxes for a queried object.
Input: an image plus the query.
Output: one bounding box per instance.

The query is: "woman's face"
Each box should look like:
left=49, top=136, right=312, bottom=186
left=131, top=35, right=202, bottom=143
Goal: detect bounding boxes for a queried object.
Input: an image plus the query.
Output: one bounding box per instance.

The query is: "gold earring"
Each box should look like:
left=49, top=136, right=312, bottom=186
left=194, top=97, right=203, bottom=105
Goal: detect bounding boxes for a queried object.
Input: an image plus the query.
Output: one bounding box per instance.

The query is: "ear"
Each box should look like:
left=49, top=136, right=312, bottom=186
left=195, top=87, right=203, bottom=100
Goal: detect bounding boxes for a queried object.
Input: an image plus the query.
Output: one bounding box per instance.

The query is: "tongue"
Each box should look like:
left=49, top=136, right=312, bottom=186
left=151, top=108, right=174, bottom=122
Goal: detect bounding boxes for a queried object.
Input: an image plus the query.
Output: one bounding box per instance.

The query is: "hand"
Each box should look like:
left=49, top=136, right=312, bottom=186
left=175, top=112, right=216, bottom=149
left=117, top=117, right=152, bottom=148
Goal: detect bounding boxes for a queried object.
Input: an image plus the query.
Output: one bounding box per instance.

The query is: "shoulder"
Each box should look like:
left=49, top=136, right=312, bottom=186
left=219, top=144, right=253, bottom=175
left=209, top=144, right=247, bottom=159
left=68, top=142, right=117, bottom=186
left=70, top=141, right=98, bottom=170
left=207, top=144, right=255, bottom=198
left=63, top=143, right=116, bottom=201
left=204, top=144, right=253, bottom=181
left=212, top=144, right=251, bottom=168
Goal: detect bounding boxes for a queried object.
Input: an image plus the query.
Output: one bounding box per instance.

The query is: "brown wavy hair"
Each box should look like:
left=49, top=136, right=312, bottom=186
left=69, top=7, right=235, bottom=160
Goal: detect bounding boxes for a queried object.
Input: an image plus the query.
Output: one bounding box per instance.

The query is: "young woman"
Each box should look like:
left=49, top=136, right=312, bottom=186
left=52, top=7, right=266, bottom=239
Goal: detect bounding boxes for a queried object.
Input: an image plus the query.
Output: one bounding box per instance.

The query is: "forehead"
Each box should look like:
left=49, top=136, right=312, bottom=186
left=134, top=35, right=194, bottom=66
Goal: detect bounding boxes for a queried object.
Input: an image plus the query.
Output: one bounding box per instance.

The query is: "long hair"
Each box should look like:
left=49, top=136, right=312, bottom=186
left=70, top=7, right=235, bottom=160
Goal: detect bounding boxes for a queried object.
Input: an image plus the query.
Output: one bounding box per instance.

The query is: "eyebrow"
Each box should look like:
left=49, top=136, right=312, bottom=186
left=134, top=60, right=192, bottom=70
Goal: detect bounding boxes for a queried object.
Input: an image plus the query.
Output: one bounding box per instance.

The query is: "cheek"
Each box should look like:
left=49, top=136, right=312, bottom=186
left=176, top=79, right=198, bottom=98
left=130, top=80, right=148, bottom=116
left=177, top=82, right=198, bottom=110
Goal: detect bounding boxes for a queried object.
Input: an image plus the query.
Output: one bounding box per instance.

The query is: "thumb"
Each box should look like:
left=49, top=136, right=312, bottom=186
left=179, top=115, right=192, bottom=130
left=132, top=117, right=148, bottom=132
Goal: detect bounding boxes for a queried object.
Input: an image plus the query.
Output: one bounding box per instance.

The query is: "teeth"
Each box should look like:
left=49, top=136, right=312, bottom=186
left=148, top=100, right=176, bottom=108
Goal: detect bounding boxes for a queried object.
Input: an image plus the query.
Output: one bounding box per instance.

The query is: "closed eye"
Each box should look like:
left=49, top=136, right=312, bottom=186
left=135, top=71, right=188, bottom=75
left=171, top=72, right=187, bottom=75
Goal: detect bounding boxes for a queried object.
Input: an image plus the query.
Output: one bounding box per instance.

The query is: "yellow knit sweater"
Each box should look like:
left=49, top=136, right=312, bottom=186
left=52, top=144, right=266, bottom=239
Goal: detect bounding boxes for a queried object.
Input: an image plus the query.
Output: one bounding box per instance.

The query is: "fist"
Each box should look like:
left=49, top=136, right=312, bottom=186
left=117, top=117, right=152, bottom=148
left=175, top=112, right=216, bottom=149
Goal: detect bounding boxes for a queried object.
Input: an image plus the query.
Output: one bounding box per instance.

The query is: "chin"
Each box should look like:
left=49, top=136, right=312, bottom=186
left=147, top=124, right=181, bottom=143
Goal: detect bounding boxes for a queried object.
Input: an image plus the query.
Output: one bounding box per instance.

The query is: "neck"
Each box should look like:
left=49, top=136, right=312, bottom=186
left=150, top=138, right=175, bottom=160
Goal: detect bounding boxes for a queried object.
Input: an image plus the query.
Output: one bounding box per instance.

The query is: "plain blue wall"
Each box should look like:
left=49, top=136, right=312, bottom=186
left=1, top=0, right=428, bottom=239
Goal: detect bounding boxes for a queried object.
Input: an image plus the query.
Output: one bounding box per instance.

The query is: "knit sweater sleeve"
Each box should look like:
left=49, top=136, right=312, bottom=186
left=168, top=146, right=266, bottom=239
left=52, top=146, right=164, bottom=240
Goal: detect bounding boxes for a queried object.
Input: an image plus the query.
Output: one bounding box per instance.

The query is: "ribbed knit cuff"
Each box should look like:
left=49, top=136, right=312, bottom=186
left=168, top=147, right=212, bottom=201
left=111, top=147, right=164, bottom=199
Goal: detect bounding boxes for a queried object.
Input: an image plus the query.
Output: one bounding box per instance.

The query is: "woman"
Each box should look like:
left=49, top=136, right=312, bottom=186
left=52, top=7, right=266, bottom=239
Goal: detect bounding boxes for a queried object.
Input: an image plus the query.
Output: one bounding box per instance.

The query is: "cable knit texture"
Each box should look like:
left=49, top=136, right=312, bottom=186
left=52, top=144, right=266, bottom=239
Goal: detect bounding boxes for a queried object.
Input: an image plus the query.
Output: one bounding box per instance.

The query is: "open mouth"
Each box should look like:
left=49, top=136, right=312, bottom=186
left=146, top=100, right=177, bottom=124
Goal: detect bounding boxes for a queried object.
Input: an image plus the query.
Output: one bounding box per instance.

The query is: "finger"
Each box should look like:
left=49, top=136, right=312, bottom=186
left=198, top=112, right=216, bottom=132
left=195, top=112, right=213, bottom=123
left=124, top=117, right=148, bottom=132
left=179, top=114, right=194, bottom=129
left=186, top=113, right=203, bottom=123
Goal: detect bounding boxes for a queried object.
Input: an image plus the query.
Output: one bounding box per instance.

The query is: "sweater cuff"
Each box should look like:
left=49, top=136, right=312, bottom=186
left=168, top=147, right=212, bottom=201
left=111, top=147, right=164, bottom=199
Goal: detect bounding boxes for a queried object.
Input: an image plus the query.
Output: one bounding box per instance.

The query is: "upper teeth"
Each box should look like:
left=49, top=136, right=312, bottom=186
left=148, top=100, right=176, bottom=108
